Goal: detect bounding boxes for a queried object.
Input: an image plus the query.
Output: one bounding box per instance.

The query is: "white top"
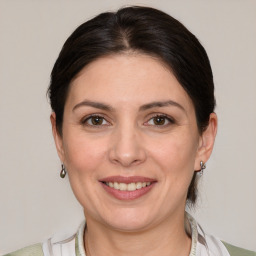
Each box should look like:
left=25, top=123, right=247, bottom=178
left=42, top=214, right=231, bottom=256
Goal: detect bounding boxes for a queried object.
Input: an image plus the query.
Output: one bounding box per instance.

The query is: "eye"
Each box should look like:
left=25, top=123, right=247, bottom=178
left=146, top=115, right=174, bottom=126
left=82, top=115, right=109, bottom=126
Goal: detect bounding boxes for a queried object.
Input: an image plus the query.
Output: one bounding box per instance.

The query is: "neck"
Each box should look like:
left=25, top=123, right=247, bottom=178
left=84, top=213, right=191, bottom=256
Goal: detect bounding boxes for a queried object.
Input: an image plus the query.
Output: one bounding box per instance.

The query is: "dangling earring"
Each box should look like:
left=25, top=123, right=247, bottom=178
left=60, top=164, right=66, bottom=178
left=199, top=161, right=206, bottom=176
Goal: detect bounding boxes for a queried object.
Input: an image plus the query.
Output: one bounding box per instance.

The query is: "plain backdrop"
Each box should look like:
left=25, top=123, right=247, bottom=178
left=0, top=0, right=255, bottom=254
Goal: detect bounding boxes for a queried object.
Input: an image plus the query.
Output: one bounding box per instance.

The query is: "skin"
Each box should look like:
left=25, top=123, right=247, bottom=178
left=51, top=54, right=217, bottom=256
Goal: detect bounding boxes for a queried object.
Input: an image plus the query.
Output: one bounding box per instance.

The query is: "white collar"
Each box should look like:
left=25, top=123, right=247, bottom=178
left=76, top=217, right=198, bottom=256
left=45, top=213, right=230, bottom=256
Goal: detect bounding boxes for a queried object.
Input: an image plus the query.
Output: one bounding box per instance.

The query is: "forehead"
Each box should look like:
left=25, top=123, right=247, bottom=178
left=67, top=54, right=194, bottom=111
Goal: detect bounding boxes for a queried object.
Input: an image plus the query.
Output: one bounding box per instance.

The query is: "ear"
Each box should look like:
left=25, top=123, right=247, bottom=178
left=194, top=113, right=218, bottom=171
left=50, top=112, right=65, bottom=163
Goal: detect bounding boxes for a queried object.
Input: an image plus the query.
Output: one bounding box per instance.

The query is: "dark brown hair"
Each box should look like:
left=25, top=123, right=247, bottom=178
left=47, top=6, right=215, bottom=205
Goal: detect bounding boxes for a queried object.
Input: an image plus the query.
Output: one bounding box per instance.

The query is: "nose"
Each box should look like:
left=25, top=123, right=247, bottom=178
left=108, top=124, right=146, bottom=167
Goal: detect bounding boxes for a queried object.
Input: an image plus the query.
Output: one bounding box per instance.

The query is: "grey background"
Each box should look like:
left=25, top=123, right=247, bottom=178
left=0, top=0, right=256, bottom=254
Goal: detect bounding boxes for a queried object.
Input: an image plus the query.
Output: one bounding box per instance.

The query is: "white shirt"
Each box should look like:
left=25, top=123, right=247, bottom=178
left=42, top=214, right=231, bottom=256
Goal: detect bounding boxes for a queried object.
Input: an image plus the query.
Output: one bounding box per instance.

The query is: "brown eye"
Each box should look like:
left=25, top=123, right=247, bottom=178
left=153, top=116, right=166, bottom=125
left=84, top=115, right=108, bottom=126
left=146, top=115, right=174, bottom=126
left=91, top=116, right=103, bottom=125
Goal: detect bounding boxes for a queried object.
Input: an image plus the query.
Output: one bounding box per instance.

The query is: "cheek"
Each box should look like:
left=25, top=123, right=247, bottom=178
left=61, top=132, right=109, bottom=208
left=149, top=131, right=198, bottom=178
left=62, top=132, right=107, bottom=176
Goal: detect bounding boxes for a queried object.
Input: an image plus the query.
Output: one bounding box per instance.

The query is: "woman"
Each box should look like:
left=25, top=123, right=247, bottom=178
left=5, top=6, right=255, bottom=256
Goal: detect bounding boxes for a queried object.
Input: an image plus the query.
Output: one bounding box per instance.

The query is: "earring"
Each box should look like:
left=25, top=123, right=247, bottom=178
left=199, top=161, right=206, bottom=176
left=60, top=164, right=66, bottom=178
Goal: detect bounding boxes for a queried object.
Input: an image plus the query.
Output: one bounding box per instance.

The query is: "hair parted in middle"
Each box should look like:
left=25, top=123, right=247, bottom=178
left=48, top=6, right=216, bottom=205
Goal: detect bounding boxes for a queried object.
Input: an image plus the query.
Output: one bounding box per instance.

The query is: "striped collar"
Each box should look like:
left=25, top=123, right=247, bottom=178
left=44, top=213, right=230, bottom=256
left=75, top=213, right=199, bottom=256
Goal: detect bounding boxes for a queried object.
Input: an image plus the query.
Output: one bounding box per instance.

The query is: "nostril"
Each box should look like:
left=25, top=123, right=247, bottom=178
left=108, top=132, right=147, bottom=167
left=110, top=153, right=145, bottom=167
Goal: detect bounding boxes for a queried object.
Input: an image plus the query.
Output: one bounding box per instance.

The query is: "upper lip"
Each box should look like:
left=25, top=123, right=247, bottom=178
left=99, top=176, right=156, bottom=184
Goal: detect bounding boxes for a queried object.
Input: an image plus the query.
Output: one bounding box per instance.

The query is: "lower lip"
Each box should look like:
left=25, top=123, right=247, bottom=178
left=101, top=182, right=155, bottom=200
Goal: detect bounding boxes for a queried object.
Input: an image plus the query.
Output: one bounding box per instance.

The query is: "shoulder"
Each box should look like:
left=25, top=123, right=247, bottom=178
left=3, top=243, right=44, bottom=256
left=2, top=221, right=86, bottom=256
left=222, top=241, right=256, bottom=256
left=193, top=216, right=255, bottom=256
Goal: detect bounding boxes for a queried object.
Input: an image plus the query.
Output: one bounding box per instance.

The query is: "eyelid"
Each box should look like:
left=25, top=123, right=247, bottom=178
left=81, top=113, right=111, bottom=126
left=80, top=113, right=175, bottom=127
left=144, top=113, right=175, bottom=126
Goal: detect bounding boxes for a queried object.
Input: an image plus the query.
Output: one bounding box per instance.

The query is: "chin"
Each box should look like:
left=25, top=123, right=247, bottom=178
left=99, top=207, right=156, bottom=232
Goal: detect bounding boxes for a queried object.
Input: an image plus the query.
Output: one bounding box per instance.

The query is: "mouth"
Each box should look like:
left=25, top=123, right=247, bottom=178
left=99, top=176, right=156, bottom=200
left=103, top=181, right=152, bottom=191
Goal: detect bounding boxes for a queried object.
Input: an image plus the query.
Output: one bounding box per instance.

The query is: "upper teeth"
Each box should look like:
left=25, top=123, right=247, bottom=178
left=106, top=182, right=151, bottom=191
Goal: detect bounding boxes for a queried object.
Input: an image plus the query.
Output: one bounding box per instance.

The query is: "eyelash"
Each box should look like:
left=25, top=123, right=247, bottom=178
left=81, top=114, right=110, bottom=127
left=81, top=114, right=175, bottom=127
left=145, top=114, right=175, bottom=127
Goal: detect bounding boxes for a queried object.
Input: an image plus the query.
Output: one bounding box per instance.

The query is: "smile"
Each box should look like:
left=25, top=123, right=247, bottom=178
left=104, top=182, right=151, bottom=191
left=100, top=176, right=156, bottom=200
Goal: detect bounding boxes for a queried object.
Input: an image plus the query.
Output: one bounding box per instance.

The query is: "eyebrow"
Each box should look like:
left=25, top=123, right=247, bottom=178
left=73, top=99, right=185, bottom=112
left=139, top=100, right=185, bottom=112
left=73, top=100, right=114, bottom=112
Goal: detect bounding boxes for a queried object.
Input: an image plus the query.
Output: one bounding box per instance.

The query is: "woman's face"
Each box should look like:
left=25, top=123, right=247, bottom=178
left=52, top=54, right=214, bottom=232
